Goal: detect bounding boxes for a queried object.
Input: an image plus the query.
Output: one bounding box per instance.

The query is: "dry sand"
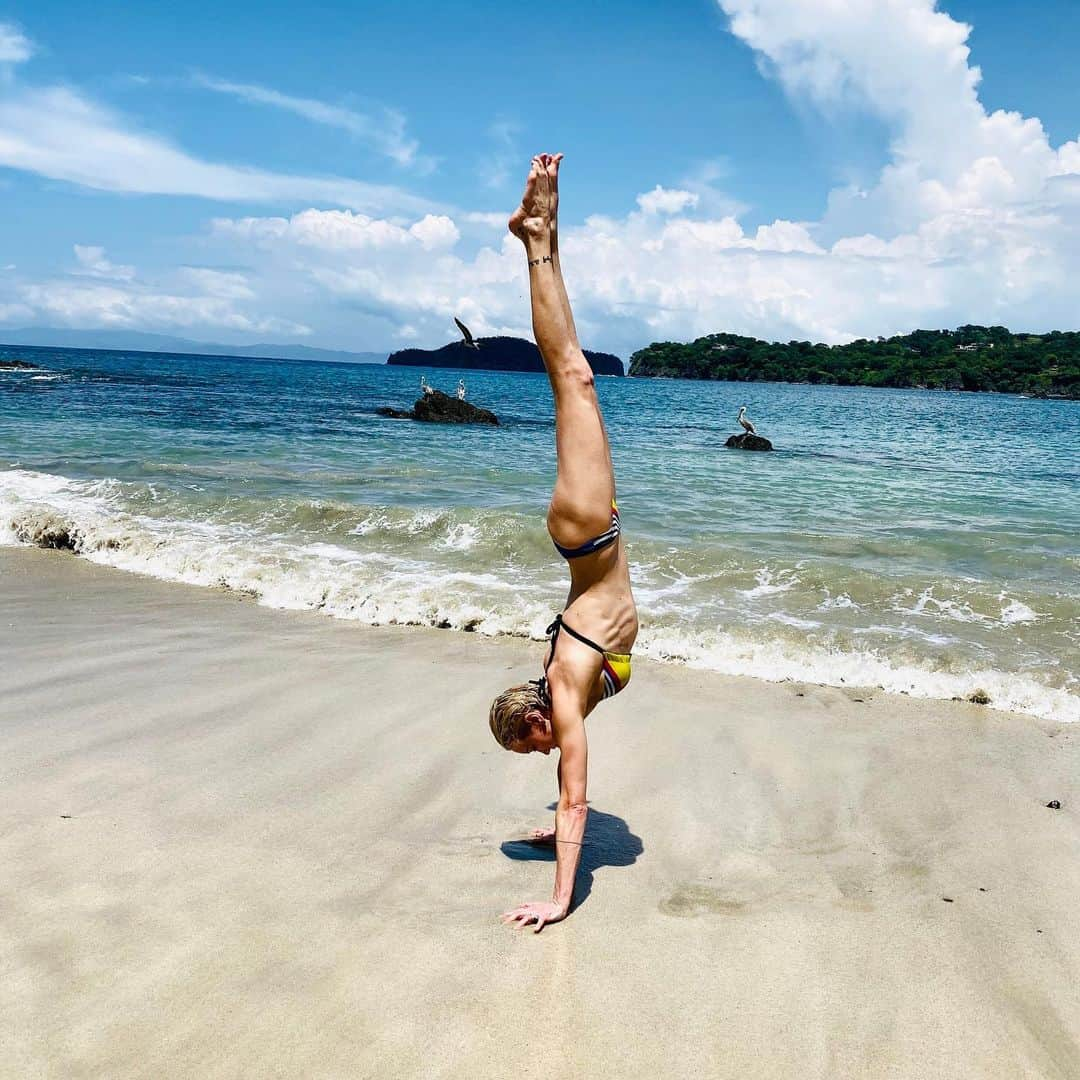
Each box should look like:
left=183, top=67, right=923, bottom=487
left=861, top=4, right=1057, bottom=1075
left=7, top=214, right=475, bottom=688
left=2, top=545, right=1078, bottom=1079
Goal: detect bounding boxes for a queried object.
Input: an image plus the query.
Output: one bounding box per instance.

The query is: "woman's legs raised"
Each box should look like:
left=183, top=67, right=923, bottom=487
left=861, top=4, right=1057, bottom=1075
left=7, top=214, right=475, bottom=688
left=509, top=156, right=614, bottom=547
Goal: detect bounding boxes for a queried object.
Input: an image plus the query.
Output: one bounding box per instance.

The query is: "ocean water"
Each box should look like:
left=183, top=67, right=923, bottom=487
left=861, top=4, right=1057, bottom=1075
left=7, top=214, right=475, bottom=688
left=2, top=344, right=1078, bottom=722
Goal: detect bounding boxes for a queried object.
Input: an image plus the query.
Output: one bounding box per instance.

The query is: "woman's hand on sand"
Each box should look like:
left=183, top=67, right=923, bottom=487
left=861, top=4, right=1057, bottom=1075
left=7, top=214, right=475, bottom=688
left=508, top=156, right=554, bottom=242
left=502, top=900, right=567, bottom=933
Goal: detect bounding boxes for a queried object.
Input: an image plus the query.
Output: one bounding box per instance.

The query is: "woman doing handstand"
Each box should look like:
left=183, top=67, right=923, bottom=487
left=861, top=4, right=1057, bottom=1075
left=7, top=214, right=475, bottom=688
left=491, top=154, right=638, bottom=932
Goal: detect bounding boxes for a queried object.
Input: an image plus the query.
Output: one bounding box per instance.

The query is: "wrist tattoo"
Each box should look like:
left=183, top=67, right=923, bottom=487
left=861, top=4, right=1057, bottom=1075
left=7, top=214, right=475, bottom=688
left=527, top=254, right=553, bottom=268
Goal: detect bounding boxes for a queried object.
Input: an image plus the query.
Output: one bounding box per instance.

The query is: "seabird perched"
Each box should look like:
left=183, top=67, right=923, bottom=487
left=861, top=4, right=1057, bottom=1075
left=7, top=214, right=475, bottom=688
left=420, top=375, right=435, bottom=396
left=737, top=406, right=757, bottom=435
left=454, top=317, right=480, bottom=349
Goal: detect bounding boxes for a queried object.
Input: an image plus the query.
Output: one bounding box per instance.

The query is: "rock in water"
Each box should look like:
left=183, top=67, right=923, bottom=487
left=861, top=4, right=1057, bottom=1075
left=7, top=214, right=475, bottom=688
left=0, top=359, right=39, bottom=370
left=378, top=390, right=499, bottom=425
left=725, top=432, right=773, bottom=451
left=415, top=391, right=498, bottom=424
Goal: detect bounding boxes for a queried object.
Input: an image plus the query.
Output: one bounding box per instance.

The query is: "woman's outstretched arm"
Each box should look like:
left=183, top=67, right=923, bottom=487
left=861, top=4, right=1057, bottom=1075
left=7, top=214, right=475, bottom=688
left=502, top=715, right=587, bottom=932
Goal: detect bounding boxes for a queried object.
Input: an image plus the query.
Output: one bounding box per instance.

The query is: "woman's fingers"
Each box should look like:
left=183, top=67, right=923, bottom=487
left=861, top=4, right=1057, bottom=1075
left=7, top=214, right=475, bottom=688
left=501, top=903, right=545, bottom=928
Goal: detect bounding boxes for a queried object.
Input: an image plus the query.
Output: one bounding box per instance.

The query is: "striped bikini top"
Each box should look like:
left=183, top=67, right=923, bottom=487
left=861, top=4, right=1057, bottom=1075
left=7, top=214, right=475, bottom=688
left=541, top=613, right=632, bottom=704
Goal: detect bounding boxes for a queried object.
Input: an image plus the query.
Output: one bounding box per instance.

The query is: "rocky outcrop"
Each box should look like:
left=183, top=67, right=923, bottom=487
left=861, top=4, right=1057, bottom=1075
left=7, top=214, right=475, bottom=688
left=725, top=433, right=773, bottom=451
left=378, top=390, right=499, bottom=425
left=388, top=335, right=624, bottom=376
left=0, top=359, right=38, bottom=370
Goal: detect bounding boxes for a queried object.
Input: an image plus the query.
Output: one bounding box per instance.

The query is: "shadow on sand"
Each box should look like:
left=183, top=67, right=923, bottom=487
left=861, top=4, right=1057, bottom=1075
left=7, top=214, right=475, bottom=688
left=500, top=804, right=643, bottom=913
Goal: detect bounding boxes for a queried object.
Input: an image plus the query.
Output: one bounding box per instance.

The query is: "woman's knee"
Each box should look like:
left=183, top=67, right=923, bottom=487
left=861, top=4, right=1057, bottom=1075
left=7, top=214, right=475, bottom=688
left=547, top=349, right=595, bottom=392
left=547, top=498, right=609, bottom=547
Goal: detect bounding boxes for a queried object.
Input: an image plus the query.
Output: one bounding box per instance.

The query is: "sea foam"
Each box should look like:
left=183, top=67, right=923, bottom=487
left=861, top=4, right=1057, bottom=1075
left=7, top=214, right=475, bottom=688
left=2, top=467, right=1076, bottom=725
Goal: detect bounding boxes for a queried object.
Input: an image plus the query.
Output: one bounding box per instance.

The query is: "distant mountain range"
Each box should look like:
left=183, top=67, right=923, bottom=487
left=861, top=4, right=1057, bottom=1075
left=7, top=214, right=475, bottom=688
left=389, top=335, right=625, bottom=376
left=0, top=328, right=387, bottom=365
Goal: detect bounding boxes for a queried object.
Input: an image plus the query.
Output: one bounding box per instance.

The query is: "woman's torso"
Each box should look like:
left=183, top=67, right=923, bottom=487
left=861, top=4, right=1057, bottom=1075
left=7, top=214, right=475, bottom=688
left=549, top=537, right=638, bottom=717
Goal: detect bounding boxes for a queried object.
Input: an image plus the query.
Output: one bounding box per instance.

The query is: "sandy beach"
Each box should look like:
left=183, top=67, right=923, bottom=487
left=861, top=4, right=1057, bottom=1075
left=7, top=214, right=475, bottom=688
left=2, top=545, right=1078, bottom=1079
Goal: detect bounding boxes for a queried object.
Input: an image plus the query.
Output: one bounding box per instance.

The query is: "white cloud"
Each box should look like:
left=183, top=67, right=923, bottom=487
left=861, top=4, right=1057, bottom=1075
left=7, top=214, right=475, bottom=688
left=16, top=278, right=309, bottom=335
left=636, top=186, right=700, bottom=215
left=0, top=301, right=32, bottom=320
left=3, top=257, right=307, bottom=337
left=73, top=244, right=135, bottom=281
left=408, top=214, right=460, bottom=250
left=0, top=22, right=31, bottom=64
left=178, top=267, right=255, bottom=300
left=717, top=0, right=1072, bottom=237
left=0, top=85, right=436, bottom=214
left=193, top=74, right=431, bottom=171
left=213, top=209, right=459, bottom=252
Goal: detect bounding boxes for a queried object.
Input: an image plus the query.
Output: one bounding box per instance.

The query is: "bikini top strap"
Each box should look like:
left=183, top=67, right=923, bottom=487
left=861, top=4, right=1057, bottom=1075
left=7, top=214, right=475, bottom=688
left=553, top=614, right=607, bottom=656
left=543, top=613, right=609, bottom=688
left=543, top=615, right=562, bottom=673
left=529, top=676, right=551, bottom=707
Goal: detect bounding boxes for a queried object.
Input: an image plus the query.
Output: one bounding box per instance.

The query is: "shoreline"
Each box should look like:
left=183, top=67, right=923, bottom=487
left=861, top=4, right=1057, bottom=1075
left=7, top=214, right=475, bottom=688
left=3, top=544, right=1079, bottom=1077
left=2, top=518, right=1074, bottom=724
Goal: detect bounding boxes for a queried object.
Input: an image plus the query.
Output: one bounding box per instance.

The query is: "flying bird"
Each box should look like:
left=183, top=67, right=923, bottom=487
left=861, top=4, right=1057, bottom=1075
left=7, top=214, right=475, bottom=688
left=454, top=317, right=480, bottom=349
left=737, top=406, right=757, bottom=435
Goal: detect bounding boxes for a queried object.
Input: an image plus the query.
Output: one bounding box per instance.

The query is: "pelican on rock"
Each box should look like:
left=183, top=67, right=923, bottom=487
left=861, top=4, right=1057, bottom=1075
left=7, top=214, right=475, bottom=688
left=737, top=406, right=757, bottom=435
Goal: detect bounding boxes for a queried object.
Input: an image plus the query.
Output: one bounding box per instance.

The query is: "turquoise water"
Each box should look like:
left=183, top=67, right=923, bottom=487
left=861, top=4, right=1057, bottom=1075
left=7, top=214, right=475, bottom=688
left=2, top=344, right=1077, bottom=721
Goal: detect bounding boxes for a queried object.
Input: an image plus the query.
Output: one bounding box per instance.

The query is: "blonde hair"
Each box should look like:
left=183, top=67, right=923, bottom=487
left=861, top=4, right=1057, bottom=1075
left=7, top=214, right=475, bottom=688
left=489, top=682, right=547, bottom=750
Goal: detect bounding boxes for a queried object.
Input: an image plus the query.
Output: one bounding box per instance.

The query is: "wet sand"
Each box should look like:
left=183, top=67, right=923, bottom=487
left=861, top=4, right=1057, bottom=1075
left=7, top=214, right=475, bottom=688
left=2, top=545, right=1078, bottom=1079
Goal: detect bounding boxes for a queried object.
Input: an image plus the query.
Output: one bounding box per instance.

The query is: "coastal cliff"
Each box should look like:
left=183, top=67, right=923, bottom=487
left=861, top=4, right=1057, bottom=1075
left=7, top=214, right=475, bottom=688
left=388, top=335, right=624, bottom=376
left=629, top=325, right=1080, bottom=398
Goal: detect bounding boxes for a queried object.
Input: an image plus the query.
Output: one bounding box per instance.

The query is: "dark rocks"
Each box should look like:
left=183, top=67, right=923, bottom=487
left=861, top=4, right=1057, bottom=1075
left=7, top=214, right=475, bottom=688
left=967, top=688, right=992, bottom=705
left=0, top=359, right=38, bottom=370
left=725, top=432, right=773, bottom=451
left=14, top=516, right=79, bottom=550
left=378, top=390, right=499, bottom=425
left=1046, top=800, right=1062, bottom=810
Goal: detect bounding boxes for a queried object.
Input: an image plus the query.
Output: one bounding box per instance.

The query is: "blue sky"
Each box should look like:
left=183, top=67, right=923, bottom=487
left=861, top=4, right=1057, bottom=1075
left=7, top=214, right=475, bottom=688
left=2, top=1, right=1080, bottom=355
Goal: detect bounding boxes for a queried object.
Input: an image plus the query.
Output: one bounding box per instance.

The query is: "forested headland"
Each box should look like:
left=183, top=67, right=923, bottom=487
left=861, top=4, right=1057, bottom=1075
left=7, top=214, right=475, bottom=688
left=389, top=336, right=624, bottom=376
left=628, top=326, right=1080, bottom=398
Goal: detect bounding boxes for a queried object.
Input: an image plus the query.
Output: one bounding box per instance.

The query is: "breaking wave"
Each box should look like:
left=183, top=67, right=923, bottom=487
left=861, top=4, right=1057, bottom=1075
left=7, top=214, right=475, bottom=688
left=1, top=467, right=1076, bottom=724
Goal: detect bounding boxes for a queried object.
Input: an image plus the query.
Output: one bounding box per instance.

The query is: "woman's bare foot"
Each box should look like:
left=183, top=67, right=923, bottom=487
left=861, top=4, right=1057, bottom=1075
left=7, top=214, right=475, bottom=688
left=544, top=153, right=563, bottom=242
left=508, top=156, right=554, bottom=243
left=527, top=827, right=556, bottom=845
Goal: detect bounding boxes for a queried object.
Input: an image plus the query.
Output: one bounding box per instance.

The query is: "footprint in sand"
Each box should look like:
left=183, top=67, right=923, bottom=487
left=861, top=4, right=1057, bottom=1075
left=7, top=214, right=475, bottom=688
left=437, top=835, right=492, bottom=859
left=661, top=857, right=782, bottom=917
left=660, top=883, right=749, bottom=917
